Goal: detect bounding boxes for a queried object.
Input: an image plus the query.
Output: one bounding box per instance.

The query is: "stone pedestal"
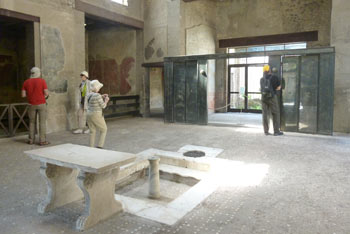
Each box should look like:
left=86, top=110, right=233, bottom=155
left=76, top=168, right=123, bottom=231
left=148, top=156, right=160, bottom=199
left=38, top=162, right=83, bottom=214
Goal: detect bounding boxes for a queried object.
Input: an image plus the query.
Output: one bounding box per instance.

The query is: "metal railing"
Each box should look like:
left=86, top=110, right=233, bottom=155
left=0, top=103, right=29, bottom=137
left=104, top=95, right=140, bottom=119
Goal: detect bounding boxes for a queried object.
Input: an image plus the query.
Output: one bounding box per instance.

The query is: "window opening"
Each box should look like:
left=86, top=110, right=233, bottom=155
left=111, top=0, right=128, bottom=6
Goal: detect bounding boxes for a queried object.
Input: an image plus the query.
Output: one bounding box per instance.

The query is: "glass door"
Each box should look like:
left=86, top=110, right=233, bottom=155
left=228, top=65, right=263, bottom=112
left=247, top=65, right=263, bottom=111
left=228, top=66, right=245, bottom=111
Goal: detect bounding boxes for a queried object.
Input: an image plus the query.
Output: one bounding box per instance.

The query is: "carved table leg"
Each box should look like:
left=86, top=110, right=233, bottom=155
left=76, top=168, right=122, bottom=231
left=38, top=162, right=83, bottom=214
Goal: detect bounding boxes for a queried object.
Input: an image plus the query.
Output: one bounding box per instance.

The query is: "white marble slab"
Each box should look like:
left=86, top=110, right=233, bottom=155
left=24, top=144, right=136, bottom=173
left=177, top=145, right=224, bottom=158
left=115, top=178, right=218, bottom=226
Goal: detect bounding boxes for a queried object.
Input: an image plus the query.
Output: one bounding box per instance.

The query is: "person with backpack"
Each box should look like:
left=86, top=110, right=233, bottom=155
left=260, top=65, right=283, bottom=136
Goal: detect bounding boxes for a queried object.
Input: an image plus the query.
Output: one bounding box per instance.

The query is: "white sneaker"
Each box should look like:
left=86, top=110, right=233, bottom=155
left=83, top=129, right=90, bottom=134
left=73, top=129, right=83, bottom=134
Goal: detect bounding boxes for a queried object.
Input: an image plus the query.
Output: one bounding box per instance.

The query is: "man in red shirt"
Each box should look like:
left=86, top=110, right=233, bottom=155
left=21, top=67, right=50, bottom=145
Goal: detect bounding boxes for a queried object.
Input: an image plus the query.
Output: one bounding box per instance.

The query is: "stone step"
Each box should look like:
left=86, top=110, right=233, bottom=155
left=159, top=164, right=208, bottom=181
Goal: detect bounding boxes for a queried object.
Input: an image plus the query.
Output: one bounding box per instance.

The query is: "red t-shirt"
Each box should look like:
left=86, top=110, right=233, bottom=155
left=22, top=78, right=48, bottom=105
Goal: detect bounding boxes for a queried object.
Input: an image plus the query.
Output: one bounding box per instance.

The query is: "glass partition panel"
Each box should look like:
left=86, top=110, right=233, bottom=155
left=318, top=54, right=334, bottom=134
left=282, top=56, right=300, bottom=131
left=299, top=56, right=318, bottom=133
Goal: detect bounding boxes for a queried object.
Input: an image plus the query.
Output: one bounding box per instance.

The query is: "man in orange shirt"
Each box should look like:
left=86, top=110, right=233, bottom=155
left=21, top=67, right=50, bottom=145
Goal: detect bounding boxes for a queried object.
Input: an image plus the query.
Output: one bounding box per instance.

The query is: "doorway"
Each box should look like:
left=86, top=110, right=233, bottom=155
left=228, top=64, right=264, bottom=113
left=149, top=67, right=164, bottom=117
left=0, top=15, right=35, bottom=104
left=0, top=13, right=36, bottom=137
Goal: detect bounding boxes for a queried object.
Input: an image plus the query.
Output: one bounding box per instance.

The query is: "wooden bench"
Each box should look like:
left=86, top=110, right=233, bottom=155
left=24, top=143, right=136, bottom=231
left=104, top=95, right=141, bottom=119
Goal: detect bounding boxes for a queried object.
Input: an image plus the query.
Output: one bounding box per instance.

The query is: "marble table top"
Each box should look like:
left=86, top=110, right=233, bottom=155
left=24, top=143, right=136, bottom=173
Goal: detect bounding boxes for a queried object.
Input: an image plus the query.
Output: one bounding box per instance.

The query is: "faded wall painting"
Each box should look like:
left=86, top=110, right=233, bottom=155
left=87, top=26, right=137, bottom=96
left=89, top=57, right=135, bottom=95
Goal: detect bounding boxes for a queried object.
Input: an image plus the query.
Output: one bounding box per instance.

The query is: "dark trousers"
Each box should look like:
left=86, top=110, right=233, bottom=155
left=262, top=95, right=280, bottom=133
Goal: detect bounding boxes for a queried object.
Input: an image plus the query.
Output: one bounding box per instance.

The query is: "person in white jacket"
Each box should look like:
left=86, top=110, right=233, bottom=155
left=73, top=71, right=91, bottom=134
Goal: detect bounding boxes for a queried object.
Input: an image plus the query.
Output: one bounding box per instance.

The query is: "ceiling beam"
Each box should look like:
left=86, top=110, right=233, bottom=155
left=75, top=0, right=143, bottom=29
left=219, top=31, right=318, bottom=48
left=0, top=8, right=40, bottom=22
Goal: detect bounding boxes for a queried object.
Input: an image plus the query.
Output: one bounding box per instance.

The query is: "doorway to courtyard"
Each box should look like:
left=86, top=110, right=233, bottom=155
left=0, top=10, right=39, bottom=137
left=228, top=64, right=265, bottom=113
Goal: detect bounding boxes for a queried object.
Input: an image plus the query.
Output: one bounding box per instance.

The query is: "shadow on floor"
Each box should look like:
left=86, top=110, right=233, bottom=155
left=208, top=112, right=262, bottom=129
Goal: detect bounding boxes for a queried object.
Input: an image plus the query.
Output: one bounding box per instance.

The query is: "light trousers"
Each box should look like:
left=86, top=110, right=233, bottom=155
left=87, top=112, right=107, bottom=148
left=28, top=104, right=47, bottom=142
left=77, top=106, right=87, bottom=130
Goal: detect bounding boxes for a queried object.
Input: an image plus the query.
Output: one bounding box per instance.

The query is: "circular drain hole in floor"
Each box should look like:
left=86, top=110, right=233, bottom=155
left=183, top=150, right=205, bottom=158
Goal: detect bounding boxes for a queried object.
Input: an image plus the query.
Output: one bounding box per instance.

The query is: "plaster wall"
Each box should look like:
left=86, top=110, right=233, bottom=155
left=185, top=0, right=216, bottom=55
left=149, top=67, right=164, bottom=110
left=143, top=0, right=187, bottom=63
left=88, top=26, right=137, bottom=96
left=216, top=0, right=332, bottom=47
left=1, top=0, right=85, bottom=132
left=331, top=0, right=350, bottom=133
left=167, top=0, right=186, bottom=57
left=143, top=0, right=168, bottom=63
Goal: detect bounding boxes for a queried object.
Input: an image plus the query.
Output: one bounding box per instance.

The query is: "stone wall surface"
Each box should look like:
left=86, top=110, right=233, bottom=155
left=143, top=0, right=187, bottom=62
left=167, top=0, right=186, bottom=57
left=149, top=67, right=163, bottom=110
left=331, top=0, right=350, bottom=133
left=143, top=0, right=168, bottom=63
left=185, top=0, right=216, bottom=55
left=1, top=0, right=74, bottom=9
left=0, top=0, right=85, bottom=132
left=216, top=0, right=332, bottom=47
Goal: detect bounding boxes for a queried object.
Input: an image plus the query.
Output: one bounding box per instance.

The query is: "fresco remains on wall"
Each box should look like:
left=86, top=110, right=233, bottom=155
left=89, top=57, right=135, bottom=96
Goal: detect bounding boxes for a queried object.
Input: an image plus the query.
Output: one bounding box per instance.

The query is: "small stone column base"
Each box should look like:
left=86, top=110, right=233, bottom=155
left=148, top=156, right=160, bottom=199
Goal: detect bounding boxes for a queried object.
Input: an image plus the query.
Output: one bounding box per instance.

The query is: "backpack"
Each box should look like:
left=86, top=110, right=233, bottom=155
left=260, top=74, right=274, bottom=98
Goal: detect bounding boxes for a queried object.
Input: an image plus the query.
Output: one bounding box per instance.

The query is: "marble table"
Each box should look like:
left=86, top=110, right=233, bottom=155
left=24, top=143, right=136, bottom=231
